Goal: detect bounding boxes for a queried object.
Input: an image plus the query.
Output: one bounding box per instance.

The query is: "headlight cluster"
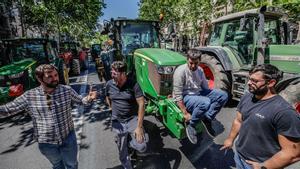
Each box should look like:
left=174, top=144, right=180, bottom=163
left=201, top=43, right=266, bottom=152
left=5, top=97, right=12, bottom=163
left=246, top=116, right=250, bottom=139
left=156, top=65, right=176, bottom=74
left=8, top=71, right=24, bottom=79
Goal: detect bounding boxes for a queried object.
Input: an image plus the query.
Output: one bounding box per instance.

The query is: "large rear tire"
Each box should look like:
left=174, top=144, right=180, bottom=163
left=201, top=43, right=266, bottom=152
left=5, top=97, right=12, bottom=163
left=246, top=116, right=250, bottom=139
left=199, top=54, right=230, bottom=92
left=279, top=83, right=300, bottom=113
left=71, top=59, right=81, bottom=75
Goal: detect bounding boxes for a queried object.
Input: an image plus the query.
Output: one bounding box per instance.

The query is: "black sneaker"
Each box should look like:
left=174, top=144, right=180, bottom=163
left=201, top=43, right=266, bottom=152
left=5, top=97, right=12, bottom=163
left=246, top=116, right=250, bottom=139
left=128, top=147, right=137, bottom=160
left=186, top=124, right=197, bottom=144
left=202, top=119, right=216, bottom=138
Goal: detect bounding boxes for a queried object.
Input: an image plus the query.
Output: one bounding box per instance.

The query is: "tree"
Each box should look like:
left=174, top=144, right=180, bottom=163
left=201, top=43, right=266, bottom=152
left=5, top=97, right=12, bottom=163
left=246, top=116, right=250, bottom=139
left=19, top=0, right=105, bottom=44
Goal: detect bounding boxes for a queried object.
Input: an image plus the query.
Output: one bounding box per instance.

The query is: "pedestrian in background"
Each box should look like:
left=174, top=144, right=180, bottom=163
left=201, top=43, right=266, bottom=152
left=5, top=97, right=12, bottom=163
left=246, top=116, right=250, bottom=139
left=221, top=64, right=300, bottom=169
left=0, top=64, right=97, bottom=169
left=173, top=49, right=228, bottom=144
left=105, top=61, right=148, bottom=169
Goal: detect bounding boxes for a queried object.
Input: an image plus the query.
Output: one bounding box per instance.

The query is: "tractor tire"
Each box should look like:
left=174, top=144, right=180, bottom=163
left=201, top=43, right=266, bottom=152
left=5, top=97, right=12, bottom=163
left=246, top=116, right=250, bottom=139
left=199, top=54, right=230, bottom=92
left=58, top=63, right=69, bottom=85
left=71, top=59, right=81, bottom=75
left=279, top=83, right=300, bottom=113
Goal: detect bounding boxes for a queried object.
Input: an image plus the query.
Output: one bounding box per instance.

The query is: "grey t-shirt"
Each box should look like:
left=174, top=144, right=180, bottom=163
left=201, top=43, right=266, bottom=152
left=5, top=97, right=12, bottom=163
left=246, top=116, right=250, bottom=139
left=236, top=93, right=300, bottom=162
left=105, top=79, right=144, bottom=122
left=173, top=64, right=209, bottom=102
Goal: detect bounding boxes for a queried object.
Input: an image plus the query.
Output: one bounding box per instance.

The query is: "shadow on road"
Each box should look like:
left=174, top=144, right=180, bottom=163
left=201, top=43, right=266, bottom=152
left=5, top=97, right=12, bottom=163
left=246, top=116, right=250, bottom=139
left=178, top=119, right=235, bottom=169
left=105, top=120, right=182, bottom=169
left=135, top=120, right=182, bottom=169
left=0, top=113, right=35, bottom=154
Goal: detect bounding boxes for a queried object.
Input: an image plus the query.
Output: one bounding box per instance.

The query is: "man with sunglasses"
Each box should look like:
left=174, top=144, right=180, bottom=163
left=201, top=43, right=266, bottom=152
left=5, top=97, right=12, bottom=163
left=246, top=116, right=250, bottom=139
left=173, top=49, right=228, bottom=144
left=221, top=64, right=300, bottom=169
left=0, top=64, right=97, bottom=169
left=105, top=61, right=147, bottom=169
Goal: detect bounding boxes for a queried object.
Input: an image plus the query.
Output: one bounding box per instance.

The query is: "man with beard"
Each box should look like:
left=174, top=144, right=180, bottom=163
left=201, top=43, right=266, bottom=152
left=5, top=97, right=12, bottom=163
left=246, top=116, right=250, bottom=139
left=173, top=49, right=228, bottom=144
left=221, top=64, right=300, bottom=169
left=105, top=61, right=147, bottom=169
left=0, top=64, right=97, bottom=169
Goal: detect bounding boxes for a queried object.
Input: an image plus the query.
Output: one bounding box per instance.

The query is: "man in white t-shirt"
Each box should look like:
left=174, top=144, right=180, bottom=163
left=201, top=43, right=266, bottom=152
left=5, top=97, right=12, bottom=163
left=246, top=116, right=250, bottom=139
left=173, top=49, right=228, bottom=144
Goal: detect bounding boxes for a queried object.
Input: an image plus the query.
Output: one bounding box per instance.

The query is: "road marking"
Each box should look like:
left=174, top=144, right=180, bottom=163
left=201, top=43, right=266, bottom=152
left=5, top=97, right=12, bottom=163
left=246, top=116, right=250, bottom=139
left=74, top=67, right=89, bottom=161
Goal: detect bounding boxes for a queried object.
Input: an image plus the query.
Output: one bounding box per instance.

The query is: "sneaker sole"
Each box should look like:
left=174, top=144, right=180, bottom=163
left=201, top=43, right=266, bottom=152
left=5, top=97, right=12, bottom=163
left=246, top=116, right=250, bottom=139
left=201, top=121, right=215, bottom=138
left=185, top=127, right=197, bottom=144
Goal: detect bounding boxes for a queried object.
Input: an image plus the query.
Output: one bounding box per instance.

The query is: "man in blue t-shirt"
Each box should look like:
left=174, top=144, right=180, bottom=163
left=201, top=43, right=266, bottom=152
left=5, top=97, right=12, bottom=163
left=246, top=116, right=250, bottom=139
left=105, top=61, right=147, bottom=169
left=221, top=64, right=300, bottom=169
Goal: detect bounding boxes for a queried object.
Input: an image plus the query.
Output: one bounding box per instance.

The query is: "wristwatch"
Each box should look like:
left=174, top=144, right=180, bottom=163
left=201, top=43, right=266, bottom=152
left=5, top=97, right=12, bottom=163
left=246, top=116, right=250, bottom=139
left=260, top=165, right=267, bottom=169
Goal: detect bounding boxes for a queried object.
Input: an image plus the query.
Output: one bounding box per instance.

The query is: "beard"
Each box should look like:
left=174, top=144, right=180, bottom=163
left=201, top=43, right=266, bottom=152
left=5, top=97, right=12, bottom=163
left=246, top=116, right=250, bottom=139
left=249, top=84, right=268, bottom=96
left=44, top=81, right=59, bottom=88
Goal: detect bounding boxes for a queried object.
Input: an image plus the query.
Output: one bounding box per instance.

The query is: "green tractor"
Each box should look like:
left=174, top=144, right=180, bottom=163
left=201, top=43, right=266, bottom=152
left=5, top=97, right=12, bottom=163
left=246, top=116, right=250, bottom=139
left=195, top=6, right=300, bottom=113
left=101, top=18, right=204, bottom=139
left=59, top=41, right=89, bottom=75
left=0, top=38, right=69, bottom=104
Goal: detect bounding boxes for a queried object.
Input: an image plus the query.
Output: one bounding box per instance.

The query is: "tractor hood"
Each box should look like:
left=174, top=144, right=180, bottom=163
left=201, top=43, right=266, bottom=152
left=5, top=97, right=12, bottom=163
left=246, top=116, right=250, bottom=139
left=269, top=45, right=300, bottom=74
left=0, top=58, right=36, bottom=76
left=134, top=48, right=186, bottom=66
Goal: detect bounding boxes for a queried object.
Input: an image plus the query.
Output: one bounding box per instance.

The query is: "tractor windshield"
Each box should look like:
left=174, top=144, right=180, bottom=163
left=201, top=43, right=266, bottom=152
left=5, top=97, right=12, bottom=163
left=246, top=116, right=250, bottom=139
left=120, top=22, right=159, bottom=55
left=5, top=41, right=46, bottom=62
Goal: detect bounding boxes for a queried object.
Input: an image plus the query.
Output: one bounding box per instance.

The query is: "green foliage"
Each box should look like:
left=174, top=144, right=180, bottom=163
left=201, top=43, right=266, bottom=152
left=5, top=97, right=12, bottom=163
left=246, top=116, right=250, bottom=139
left=138, top=0, right=226, bottom=36
left=18, top=0, right=105, bottom=44
left=139, top=0, right=300, bottom=38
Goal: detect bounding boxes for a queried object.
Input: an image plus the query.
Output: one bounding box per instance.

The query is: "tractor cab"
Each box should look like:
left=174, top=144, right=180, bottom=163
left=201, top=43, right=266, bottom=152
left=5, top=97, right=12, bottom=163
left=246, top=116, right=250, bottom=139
left=197, top=6, right=300, bottom=112
left=2, top=38, right=58, bottom=65
left=0, top=38, right=68, bottom=104
left=209, top=6, right=286, bottom=68
left=101, top=18, right=161, bottom=74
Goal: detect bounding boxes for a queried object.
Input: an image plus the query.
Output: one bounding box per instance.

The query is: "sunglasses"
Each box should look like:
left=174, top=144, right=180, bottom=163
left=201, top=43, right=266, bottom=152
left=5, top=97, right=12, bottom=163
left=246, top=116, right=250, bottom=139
left=46, top=94, right=52, bottom=109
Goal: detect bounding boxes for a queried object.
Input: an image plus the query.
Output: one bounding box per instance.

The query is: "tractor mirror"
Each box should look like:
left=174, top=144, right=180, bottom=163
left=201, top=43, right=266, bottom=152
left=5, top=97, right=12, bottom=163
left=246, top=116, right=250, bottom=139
left=101, top=22, right=110, bottom=35
left=259, top=5, right=267, bottom=13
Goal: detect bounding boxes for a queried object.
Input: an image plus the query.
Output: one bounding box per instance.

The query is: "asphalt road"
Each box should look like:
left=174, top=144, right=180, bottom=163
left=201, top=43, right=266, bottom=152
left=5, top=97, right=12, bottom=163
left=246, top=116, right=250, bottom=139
left=0, top=61, right=299, bottom=169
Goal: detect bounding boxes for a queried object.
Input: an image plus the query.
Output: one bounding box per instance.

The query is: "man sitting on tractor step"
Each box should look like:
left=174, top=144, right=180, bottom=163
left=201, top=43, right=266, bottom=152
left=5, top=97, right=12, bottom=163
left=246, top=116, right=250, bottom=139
left=173, top=49, right=228, bottom=144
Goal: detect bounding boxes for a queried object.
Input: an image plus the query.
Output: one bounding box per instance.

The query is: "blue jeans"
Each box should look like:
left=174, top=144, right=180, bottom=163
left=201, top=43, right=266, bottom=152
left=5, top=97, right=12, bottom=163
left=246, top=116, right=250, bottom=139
left=183, top=89, right=228, bottom=126
left=112, top=117, right=148, bottom=169
left=38, top=131, right=78, bottom=169
left=234, top=152, right=253, bottom=169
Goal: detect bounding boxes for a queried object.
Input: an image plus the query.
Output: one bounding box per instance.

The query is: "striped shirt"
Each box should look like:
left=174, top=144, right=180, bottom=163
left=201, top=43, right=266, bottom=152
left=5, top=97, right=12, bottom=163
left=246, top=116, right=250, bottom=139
left=0, top=85, right=89, bottom=145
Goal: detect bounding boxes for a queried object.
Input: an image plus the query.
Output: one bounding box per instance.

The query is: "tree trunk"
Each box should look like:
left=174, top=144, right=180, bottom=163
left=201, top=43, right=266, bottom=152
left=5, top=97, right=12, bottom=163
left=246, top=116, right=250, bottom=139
left=297, top=21, right=300, bottom=42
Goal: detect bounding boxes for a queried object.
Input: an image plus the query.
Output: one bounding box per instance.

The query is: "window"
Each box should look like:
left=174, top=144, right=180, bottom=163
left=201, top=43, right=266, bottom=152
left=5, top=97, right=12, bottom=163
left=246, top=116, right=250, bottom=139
left=209, top=23, right=223, bottom=45
left=120, top=22, right=159, bottom=55
left=264, top=19, right=279, bottom=44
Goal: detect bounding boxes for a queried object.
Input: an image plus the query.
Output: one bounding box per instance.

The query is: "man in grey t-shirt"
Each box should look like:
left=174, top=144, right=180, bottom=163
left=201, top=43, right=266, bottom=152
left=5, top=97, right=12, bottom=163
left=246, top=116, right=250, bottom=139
left=173, top=49, right=228, bottom=144
left=221, top=64, right=300, bottom=169
left=105, top=61, right=147, bottom=169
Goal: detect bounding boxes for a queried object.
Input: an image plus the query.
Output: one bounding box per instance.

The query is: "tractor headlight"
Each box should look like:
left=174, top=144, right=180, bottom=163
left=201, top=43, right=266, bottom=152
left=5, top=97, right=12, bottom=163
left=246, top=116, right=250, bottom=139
left=8, top=71, right=24, bottom=79
left=156, top=65, right=176, bottom=74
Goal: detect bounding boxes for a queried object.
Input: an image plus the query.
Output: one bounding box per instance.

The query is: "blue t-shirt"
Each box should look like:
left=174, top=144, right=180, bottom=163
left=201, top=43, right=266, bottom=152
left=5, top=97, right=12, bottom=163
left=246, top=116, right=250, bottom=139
left=105, top=79, right=144, bottom=122
left=236, top=93, right=300, bottom=162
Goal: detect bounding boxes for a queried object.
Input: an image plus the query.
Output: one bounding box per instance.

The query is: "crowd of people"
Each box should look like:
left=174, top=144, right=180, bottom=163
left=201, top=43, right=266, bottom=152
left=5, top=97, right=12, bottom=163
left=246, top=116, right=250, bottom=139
left=0, top=49, right=299, bottom=169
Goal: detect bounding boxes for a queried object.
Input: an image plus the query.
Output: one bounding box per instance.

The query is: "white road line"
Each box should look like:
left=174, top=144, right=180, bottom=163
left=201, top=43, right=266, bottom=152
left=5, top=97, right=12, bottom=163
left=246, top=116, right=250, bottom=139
left=76, top=67, right=89, bottom=161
